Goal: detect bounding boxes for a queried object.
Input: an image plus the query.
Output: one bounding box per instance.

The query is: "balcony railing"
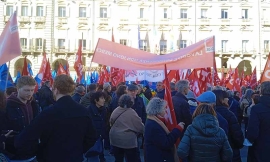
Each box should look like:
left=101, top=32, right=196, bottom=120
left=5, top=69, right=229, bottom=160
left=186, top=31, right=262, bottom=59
left=220, top=19, right=230, bottom=25
left=179, top=19, right=189, bottom=25
left=19, top=16, right=31, bottom=23
left=58, top=17, right=68, bottom=24
left=199, top=18, right=210, bottom=25
left=78, top=17, right=88, bottom=25
left=34, top=17, right=46, bottom=23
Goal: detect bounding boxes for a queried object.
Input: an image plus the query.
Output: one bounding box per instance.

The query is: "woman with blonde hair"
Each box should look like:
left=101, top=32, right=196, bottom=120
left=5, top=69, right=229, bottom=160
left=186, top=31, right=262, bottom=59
left=177, top=104, right=233, bottom=162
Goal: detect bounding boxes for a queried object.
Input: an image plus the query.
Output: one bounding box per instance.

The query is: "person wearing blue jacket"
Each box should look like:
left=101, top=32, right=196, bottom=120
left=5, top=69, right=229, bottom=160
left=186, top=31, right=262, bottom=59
left=196, top=91, right=229, bottom=135
left=177, top=104, right=233, bottom=162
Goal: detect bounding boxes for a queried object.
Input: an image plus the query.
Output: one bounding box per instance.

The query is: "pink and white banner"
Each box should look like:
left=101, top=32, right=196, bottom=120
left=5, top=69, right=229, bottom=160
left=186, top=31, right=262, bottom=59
left=92, top=36, right=215, bottom=70
left=0, top=11, right=21, bottom=65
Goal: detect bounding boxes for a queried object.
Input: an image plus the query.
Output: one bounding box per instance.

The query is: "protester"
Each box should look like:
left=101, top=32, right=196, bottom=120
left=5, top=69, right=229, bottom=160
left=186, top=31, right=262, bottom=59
left=172, top=80, right=192, bottom=132
left=5, top=86, right=17, bottom=98
left=5, top=76, right=39, bottom=160
left=213, top=90, right=244, bottom=162
left=144, top=97, right=184, bottom=162
left=137, top=84, right=149, bottom=107
left=72, top=85, right=86, bottom=103
left=38, top=80, right=55, bottom=110
left=109, top=94, right=144, bottom=162
left=103, top=82, right=112, bottom=108
left=87, top=91, right=108, bottom=162
left=155, top=82, right=165, bottom=99
left=143, top=85, right=152, bottom=100
left=170, top=82, right=177, bottom=96
left=240, top=89, right=253, bottom=136
left=185, top=90, right=197, bottom=115
left=234, top=91, right=240, bottom=102
left=80, top=83, right=97, bottom=107
left=246, top=81, right=270, bottom=162
left=227, top=90, right=240, bottom=121
left=14, top=75, right=97, bottom=162
left=109, top=85, right=127, bottom=113
left=177, top=104, right=233, bottom=161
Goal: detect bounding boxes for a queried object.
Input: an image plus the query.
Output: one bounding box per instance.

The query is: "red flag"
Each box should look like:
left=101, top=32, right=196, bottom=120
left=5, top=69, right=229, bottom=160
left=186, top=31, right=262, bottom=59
left=38, top=52, right=47, bottom=75
left=198, top=68, right=211, bottom=92
left=260, top=53, right=270, bottom=82
left=163, top=65, right=178, bottom=131
left=74, top=41, right=83, bottom=82
left=42, top=59, right=53, bottom=85
left=57, top=63, right=67, bottom=76
left=213, top=58, right=221, bottom=85
left=98, top=65, right=110, bottom=84
left=229, top=68, right=240, bottom=92
left=111, top=67, right=125, bottom=86
left=0, top=11, right=22, bottom=65
left=188, top=69, right=201, bottom=96
left=21, top=56, right=29, bottom=76
left=167, top=70, right=180, bottom=83
left=249, top=67, right=257, bottom=89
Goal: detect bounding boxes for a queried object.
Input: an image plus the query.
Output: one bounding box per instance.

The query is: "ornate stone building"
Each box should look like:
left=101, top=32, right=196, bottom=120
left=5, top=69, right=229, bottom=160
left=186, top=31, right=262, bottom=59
left=0, top=0, right=269, bottom=79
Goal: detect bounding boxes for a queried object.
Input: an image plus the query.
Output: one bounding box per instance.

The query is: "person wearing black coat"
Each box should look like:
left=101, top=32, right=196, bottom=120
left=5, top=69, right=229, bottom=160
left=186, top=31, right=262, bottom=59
left=172, top=80, right=192, bottom=132
left=246, top=81, right=270, bottom=162
left=71, top=85, right=85, bottom=103
left=213, top=90, right=244, bottom=162
left=87, top=91, right=109, bottom=162
left=38, top=81, right=55, bottom=110
left=14, top=75, right=97, bottom=162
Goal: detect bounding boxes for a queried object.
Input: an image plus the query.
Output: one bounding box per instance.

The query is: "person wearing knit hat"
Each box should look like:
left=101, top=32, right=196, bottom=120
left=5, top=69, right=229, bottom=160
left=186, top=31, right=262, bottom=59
left=103, top=82, right=111, bottom=91
left=196, top=91, right=229, bottom=135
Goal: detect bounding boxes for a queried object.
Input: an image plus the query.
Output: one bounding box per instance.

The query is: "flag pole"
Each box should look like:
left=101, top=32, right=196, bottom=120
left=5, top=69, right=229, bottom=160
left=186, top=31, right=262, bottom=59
left=5, top=61, right=11, bottom=91
left=212, top=36, right=215, bottom=90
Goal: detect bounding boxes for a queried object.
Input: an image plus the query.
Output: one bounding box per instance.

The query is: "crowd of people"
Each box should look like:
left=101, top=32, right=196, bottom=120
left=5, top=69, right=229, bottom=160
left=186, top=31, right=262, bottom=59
left=0, top=74, right=268, bottom=162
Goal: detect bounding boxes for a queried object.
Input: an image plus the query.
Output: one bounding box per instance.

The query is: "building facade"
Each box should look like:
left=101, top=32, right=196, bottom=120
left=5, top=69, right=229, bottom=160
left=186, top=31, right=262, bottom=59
left=0, top=0, right=269, bottom=79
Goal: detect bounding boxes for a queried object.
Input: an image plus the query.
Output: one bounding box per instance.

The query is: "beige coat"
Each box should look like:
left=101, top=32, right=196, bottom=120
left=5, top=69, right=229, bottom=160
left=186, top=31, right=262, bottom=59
left=109, top=107, right=144, bottom=149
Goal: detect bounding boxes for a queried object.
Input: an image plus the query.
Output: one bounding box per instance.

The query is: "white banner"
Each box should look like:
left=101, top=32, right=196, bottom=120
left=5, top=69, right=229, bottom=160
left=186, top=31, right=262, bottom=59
left=125, top=70, right=165, bottom=82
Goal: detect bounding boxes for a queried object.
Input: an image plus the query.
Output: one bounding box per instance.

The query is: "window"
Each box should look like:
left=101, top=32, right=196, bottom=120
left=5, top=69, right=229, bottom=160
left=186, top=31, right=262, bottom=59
left=262, top=9, right=266, bottom=19
left=242, top=9, right=248, bottom=19
left=242, top=40, right=248, bottom=52
left=160, top=40, right=167, bottom=53
left=21, top=6, right=28, bottom=16
left=6, top=6, right=13, bottom=16
left=201, top=9, right=207, bottom=18
left=180, top=9, right=187, bottom=19
left=100, top=8, right=107, bottom=18
left=180, top=40, right=187, bottom=49
left=140, top=8, right=144, bottom=18
left=78, top=39, right=86, bottom=50
left=58, top=7, right=66, bottom=17
left=221, top=40, right=228, bottom=52
left=264, top=40, right=269, bottom=52
left=58, top=39, right=65, bottom=49
left=79, top=7, right=86, bottom=17
left=221, top=9, right=228, bottom=19
left=139, top=40, right=148, bottom=51
left=120, top=39, right=127, bottom=46
left=164, top=8, right=167, bottom=18
left=36, top=6, right=43, bottom=16
left=36, top=38, right=42, bottom=50
left=20, top=38, right=27, bottom=49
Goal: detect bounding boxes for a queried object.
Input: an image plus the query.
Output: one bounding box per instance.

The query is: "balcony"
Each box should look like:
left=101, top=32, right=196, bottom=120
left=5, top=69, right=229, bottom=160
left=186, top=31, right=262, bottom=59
left=199, top=18, right=210, bottom=25
left=179, top=19, right=189, bottom=25
left=19, top=16, right=31, bottom=23
left=160, top=18, right=170, bottom=24
left=34, top=17, right=46, bottom=23
left=21, top=46, right=31, bottom=52
left=78, top=17, right=88, bottom=25
left=99, top=18, right=109, bottom=23
left=119, top=18, right=129, bottom=23
left=57, top=17, right=68, bottom=24
left=241, top=18, right=251, bottom=25
left=35, top=46, right=43, bottom=51
left=139, top=18, right=149, bottom=23
left=54, top=47, right=69, bottom=53
left=263, top=20, right=270, bottom=26
left=220, top=19, right=230, bottom=25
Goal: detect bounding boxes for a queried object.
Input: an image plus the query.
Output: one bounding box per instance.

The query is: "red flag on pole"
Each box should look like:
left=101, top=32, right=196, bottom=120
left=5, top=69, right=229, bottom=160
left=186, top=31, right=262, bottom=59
left=42, top=59, right=53, bottom=85
left=74, top=41, right=83, bottom=82
left=0, top=11, right=22, bottom=65
left=21, top=56, right=29, bottom=76
left=249, top=67, right=257, bottom=89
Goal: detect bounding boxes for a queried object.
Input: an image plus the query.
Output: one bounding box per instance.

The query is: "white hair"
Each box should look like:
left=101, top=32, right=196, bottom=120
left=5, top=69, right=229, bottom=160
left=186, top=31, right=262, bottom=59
left=146, top=97, right=167, bottom=115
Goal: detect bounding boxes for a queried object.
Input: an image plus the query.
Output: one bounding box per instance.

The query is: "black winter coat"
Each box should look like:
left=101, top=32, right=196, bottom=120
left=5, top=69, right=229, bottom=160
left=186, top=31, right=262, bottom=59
left=247, top=96, right=270, bottom=162
left=14, top=95, right=97, bottom=162
left=216, top=105, right=244, bottom=162
left=132, top=96, right=146, bottom=124
left=177, top=114, right=233, bottom=162
left=172, top=92, right=192, bottom=131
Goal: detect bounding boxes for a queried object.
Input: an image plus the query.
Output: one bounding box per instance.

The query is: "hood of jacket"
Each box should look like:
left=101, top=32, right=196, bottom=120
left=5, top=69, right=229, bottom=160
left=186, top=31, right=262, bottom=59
left=188, top=99, right=198, bottom=107
left=7, top=93, right=32, bottom=107
left=192, top=114, right=219, bottom=137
